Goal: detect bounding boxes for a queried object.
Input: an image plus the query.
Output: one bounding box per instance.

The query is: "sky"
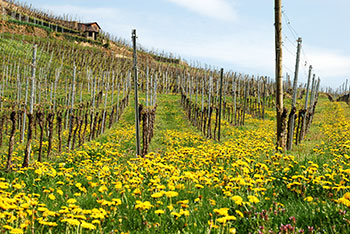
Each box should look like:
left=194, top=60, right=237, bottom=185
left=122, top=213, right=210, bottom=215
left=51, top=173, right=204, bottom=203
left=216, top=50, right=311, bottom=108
left=16, top=0, right=350, bottom=89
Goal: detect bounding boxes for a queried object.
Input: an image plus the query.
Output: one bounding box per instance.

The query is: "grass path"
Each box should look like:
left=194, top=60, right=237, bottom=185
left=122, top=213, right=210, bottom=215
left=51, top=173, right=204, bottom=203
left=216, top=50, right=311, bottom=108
left=106, top=93, right=333, bottom=158
left=148, top=94, right=202, bottom=153
left=98, top=93, right=202, bottom=158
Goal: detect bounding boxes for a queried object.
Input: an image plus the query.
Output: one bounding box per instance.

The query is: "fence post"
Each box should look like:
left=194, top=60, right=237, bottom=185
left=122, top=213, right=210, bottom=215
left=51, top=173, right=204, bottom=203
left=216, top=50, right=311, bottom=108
left=132, top=29, right=141, bottom=156
left=22, top=44, right=37, bottom=168
left=287, top=37, right=302, bottom=150
left=218, top=68, right=224, bottom=141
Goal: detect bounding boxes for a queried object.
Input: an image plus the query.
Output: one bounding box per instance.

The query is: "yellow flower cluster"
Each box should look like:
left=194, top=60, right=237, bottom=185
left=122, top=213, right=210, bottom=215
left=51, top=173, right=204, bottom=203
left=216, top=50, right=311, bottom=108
left=0, top=97, right=349, bottom=233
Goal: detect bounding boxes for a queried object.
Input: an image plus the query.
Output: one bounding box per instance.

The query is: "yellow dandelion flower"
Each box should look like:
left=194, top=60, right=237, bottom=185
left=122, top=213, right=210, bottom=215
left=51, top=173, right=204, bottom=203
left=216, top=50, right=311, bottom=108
left=167, top=204, right=174, bottom=211
left=57, top=189, right=63, bottom=196
left=344, top=192, right=350, bottom=200
left=98, top=185, right=108, bottom=193
left=248, top=195, right=260, bottom=204
left=81, top=221, right=96, bottom=230
left=171, top=211, right=182, bottom=218
left=180, top=209, right=190, bottom=216
left=213, top=208, right=229, bottom=216
left=112, top=198, right=122, bottom=205
left=48, top=194, right=56, bottom=200
left=0, top=182, right=9, bottom=189
left=13, top=184, right=22, bottom=189
left=165, top=191, right=178, bottom=198
left=92, top=220, right=100, bottom=224
left=3, top=225, right=13, bottom=230
left=61, top=218, right=80, bottom=226
left=155, top=209, right=165, bottom=215
left=115, top=182, right=122, bottom=190
left=235, top=210, right=244, bottom=218
left=135, top=201, right=153, bottom=210
left=10, top=228, right=23, bottom=234
left=232, top=196, right=243, bottom=205
left=151, top=192, right=164, bottom=198
left=67, top=198, right=77, bottom=204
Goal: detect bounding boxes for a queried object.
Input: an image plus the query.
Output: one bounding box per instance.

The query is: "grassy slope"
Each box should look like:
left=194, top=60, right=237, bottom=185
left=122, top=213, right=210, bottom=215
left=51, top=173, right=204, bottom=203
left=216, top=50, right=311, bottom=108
left=96, top=94, right=350, bottom=233
left=1, top=25, right=350, bottom=233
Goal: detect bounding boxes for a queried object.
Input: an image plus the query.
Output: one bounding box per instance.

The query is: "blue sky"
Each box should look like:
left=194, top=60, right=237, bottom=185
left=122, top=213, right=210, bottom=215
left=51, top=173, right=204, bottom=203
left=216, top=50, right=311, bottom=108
left=17, top=0, right=350, bottom=89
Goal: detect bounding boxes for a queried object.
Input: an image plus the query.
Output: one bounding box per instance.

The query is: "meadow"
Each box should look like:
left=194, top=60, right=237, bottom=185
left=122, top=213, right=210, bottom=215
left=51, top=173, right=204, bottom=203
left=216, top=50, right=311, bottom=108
left=1, top=93, right=350, bottom=233
left=0, top=12, right=349, bottom=234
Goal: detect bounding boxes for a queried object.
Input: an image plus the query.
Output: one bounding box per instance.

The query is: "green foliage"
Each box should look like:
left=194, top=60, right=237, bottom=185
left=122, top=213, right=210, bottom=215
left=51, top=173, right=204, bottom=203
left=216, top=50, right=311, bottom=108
left=7, top=19, right=52, bottom=33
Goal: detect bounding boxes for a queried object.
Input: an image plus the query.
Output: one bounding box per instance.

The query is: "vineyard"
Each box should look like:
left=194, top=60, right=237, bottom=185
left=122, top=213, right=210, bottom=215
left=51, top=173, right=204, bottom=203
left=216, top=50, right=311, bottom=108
left=1, top=1, right=350, bottom=234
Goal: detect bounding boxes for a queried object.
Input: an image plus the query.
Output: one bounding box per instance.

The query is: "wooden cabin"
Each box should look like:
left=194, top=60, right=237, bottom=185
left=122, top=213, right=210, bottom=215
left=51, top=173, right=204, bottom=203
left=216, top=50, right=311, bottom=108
left=78, top=22, right=101, bottom=40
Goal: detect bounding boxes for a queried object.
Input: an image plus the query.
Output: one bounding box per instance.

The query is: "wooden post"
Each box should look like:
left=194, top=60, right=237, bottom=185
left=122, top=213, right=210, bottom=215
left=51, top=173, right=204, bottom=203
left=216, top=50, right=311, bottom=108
left=232, top=74, right=237, bottom=124
left=111, top=72, right=115, bottom=108
left=309, top=74, right=316, bottom=111
left=90, top=76, right=96, bottom=141
left=68, top=65, right=76, bottom=150
left=207, top=73, right=213, bottom=137
left=216, top=73, right=219, bottom=105
left=154, top=74, right=158, bottom=105
left=262, top=77, right=266, bottom=119
left=150, top=74, right=153, bottom=106
left=275, top=0, right=285, bottom=149
left=287, top=37, right=302, bottom=150
left=242, top=78, right=248, bottom=125
left=315, top=78, right=321, bottom=102
left=257, top=76, right=260, bottom=114
left=201, top=72, right=205, bottom=112
left=218, top=68, right=224, bottom=141
left=6, top=111, right=16, bottom=170
left=116, top=81, right=120, bottom=122
left=300, top=65, right=312, bottom=142
left=21, top=74, right=29, bottom=142
left=304, top=66, right=312, bottom=109
left=101, top=77, right=109, bottom=134
left=132, top=29, right=141, bottom=156
left=146, top=66, right=149, bottom=107
left=345, top=79, right=348, bottom=94
left=22, top=44, right=37, bottom=168
left=165, top=70, right=168, bottom=94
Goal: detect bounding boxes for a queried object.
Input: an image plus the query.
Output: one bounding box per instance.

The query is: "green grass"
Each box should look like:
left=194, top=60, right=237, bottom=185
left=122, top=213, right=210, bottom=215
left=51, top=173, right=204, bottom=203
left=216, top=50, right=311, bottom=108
left=7, top=19, right=52, bottom=33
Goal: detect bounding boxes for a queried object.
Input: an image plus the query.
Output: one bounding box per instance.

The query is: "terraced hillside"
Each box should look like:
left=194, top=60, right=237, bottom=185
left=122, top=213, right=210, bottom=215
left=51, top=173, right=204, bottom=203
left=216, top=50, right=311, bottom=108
left=1, top=5, right=350, bottom=234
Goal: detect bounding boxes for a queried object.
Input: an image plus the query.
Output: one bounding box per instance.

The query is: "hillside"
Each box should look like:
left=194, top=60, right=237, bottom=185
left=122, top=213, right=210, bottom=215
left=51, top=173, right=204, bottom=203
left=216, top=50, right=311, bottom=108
left=0, top=1, right=350, bottom=234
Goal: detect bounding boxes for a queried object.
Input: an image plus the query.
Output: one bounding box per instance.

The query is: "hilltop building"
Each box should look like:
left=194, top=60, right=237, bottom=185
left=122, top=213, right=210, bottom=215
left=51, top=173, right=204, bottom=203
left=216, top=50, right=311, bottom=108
left=1, top=0, right=102, bottom=41
left=78, top=22, right=101, bottom=40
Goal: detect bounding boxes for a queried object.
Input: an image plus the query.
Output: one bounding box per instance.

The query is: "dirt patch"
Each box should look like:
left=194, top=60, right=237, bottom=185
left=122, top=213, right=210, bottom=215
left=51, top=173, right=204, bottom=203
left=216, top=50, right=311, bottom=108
left=0, top=0, right=9, bottom=8
left=33, top=26, right=48, bottom=37
left=53, top=33, right=64, bottom=40
left=78, top=41, right=94, bottom=48
left=110, top=42, right=132, bottom=58
left=0, top=20, right=48, bottom=38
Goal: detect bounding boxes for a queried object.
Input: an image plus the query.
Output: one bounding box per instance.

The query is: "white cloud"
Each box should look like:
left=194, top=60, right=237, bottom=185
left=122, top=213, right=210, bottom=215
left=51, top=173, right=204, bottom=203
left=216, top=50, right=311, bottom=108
left=40, top=3, right=349, bottom=89
left=166, top=0, right=237, bottom=21
left=282, top=44, right=350, bottom=87
left=307, top=49, right=350, bottom=77
left=145, top=29, right=349, bottom=88
left=142, top=25, right=275, bottom=73
left=304, top=48, right=350, bottom=88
